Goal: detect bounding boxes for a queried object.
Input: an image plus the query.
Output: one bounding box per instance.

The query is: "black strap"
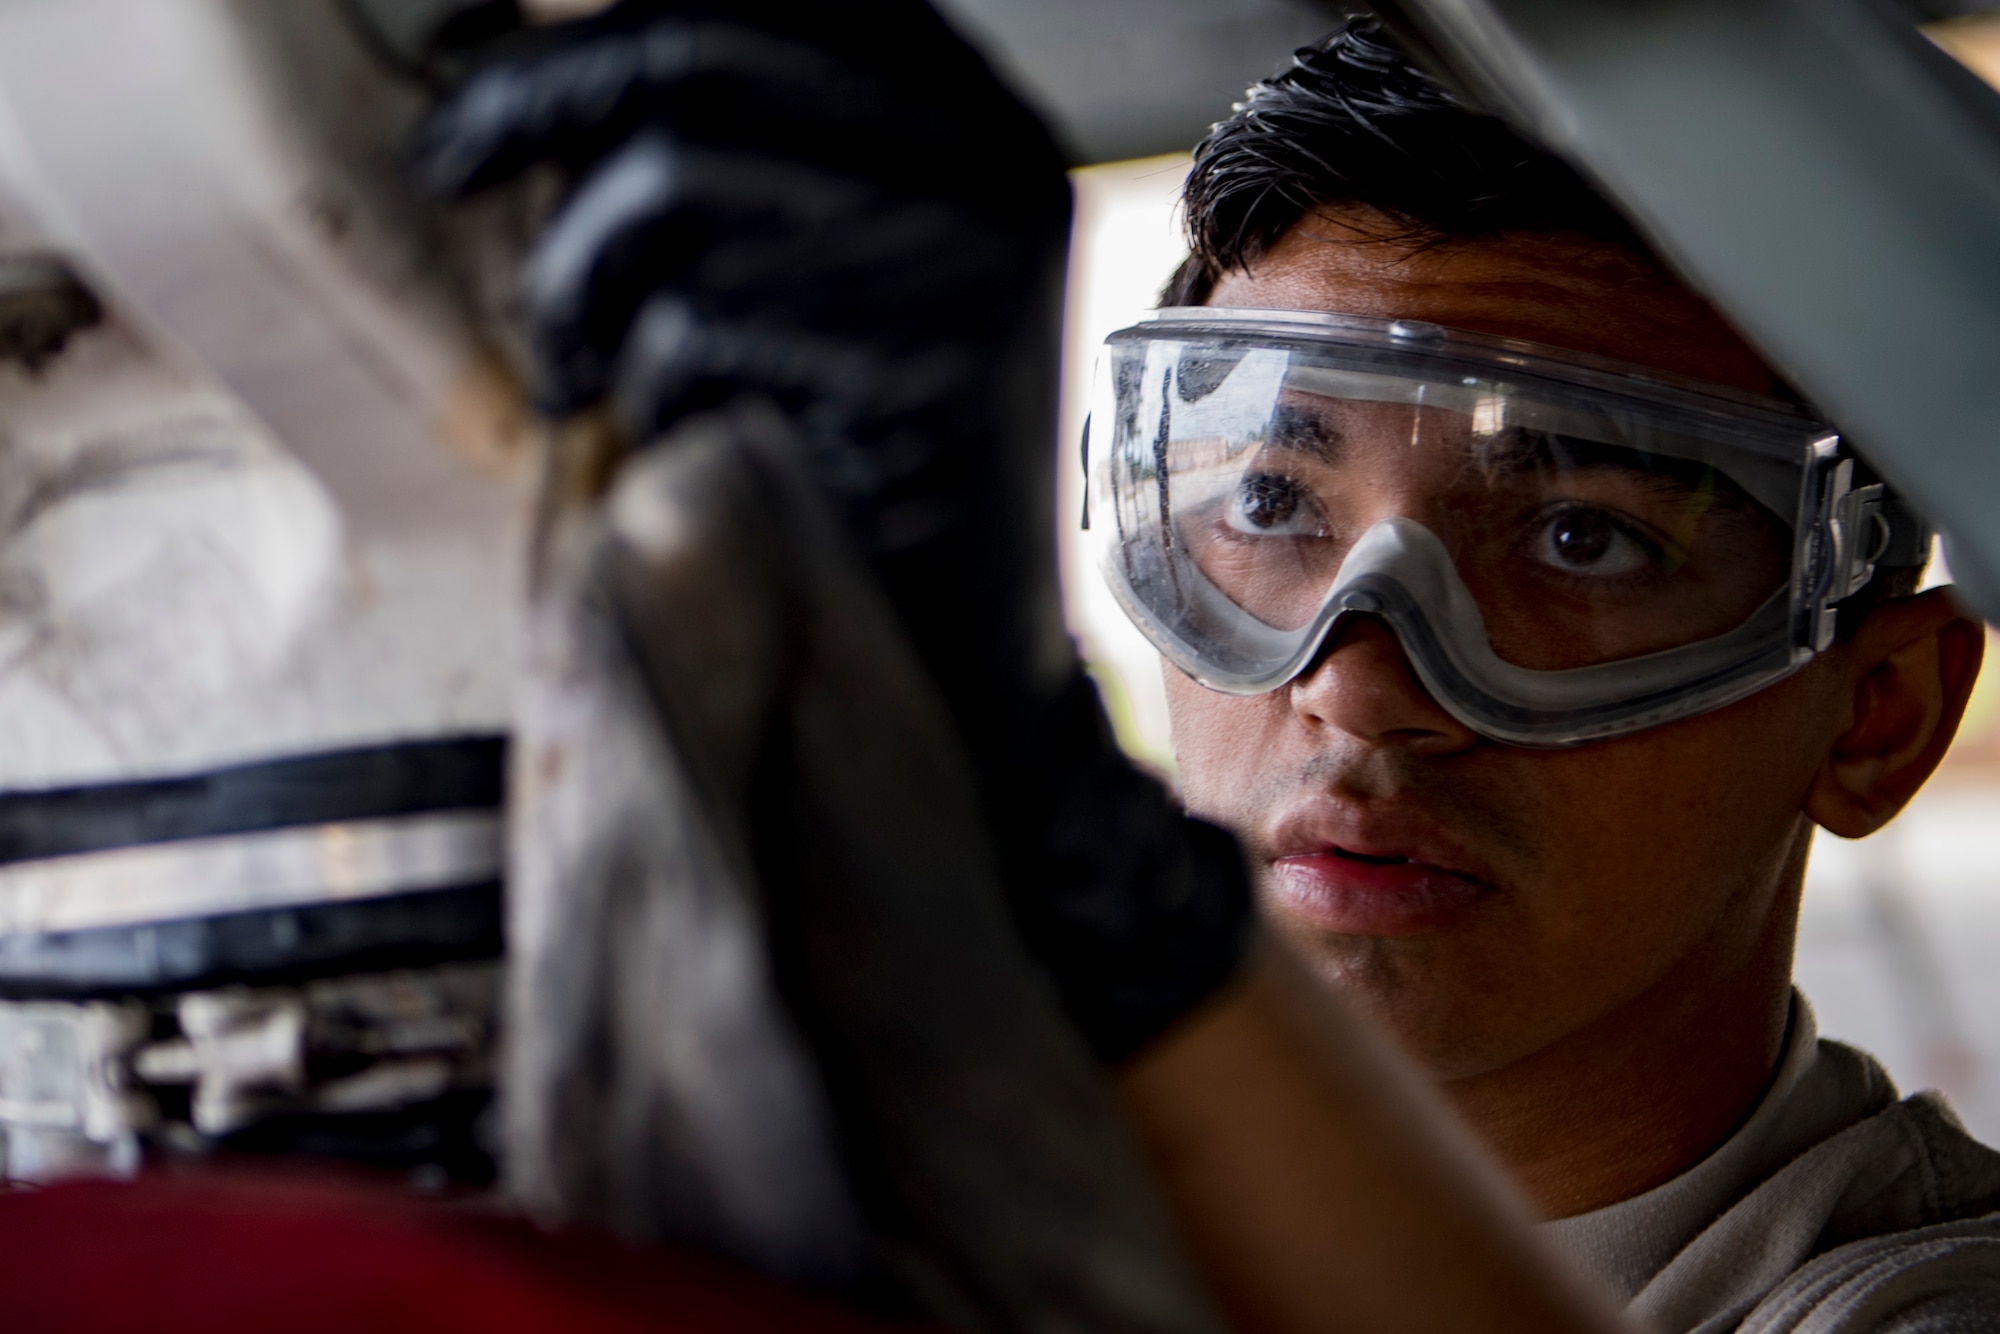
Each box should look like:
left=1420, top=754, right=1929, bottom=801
left=0, top=735, right=507, bottom=866
left=0, top=881, right=504, bottom=999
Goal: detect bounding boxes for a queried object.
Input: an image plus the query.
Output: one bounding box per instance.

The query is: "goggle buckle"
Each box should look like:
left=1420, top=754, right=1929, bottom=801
left=1812, top=454, right=1889, bottom=650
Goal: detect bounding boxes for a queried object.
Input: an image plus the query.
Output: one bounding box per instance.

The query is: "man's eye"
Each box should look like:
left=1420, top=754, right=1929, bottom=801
left=1224, top=473, right=1324, bottom=537
left=1533, top=506, right=1655, bottom=576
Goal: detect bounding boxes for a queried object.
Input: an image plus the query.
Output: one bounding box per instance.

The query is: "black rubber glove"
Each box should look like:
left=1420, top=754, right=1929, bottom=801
left=412, top=0, right=1252, bottom=1061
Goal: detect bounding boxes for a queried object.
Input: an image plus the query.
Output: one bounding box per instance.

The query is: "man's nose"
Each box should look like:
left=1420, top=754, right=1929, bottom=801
left=1288, top=613, right=1480, bottom=753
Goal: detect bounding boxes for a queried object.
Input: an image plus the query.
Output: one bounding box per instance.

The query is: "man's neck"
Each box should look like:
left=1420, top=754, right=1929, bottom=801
left=1439, top=887, right=1801, bottom=1219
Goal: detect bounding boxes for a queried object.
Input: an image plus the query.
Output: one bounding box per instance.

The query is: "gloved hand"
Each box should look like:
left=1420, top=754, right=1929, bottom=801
left=413, top=0, right=1253, bottom=1062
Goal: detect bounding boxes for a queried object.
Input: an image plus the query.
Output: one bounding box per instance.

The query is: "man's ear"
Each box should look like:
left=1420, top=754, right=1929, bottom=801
left=1806, top=588, right=1986, bottom=839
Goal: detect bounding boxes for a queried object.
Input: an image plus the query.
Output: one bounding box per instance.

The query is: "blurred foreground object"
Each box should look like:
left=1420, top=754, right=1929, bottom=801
left=1366, top=0, right=2000, bottom=622
left=505, top=400, right=1217, bottom=1327
left=415, top=3, right=1237, bottom=1324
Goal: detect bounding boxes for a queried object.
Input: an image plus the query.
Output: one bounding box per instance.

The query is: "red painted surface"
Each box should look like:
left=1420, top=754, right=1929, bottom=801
left=0, top=1167, right=917, bottom=1334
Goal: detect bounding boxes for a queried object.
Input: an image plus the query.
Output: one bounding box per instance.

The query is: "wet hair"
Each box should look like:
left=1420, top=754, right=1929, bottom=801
left=1163, top=17, right=1660, bottom=305
left=1166, top=16, right=1928, bottom=608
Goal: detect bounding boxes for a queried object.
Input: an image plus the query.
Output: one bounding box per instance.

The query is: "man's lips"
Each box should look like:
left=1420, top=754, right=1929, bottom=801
left=1269, top=850, right=1493, bottom=936
left=1263, top=810, right=1495, bottom=936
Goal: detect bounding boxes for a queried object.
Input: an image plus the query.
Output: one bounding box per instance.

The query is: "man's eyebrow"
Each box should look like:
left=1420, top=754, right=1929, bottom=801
left=1262, top=400, right=1347, bottom=463
left=1474, top=427, right=1748, bottom=503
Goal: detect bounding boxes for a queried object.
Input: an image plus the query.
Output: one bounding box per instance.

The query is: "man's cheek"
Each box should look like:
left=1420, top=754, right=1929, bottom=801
left=1525, top=733, right=1789, bottom=934
left=1160, top=676, right=1258, bottom=815
left=1171, top=708, right=1303, bottom=864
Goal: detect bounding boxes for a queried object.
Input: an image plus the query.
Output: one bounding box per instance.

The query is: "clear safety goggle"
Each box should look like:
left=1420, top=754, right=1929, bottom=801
left=1086, top=309, right=1927, bottom=747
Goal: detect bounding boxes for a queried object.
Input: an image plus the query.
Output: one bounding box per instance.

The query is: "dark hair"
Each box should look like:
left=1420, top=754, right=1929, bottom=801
left=1164, top=18, right=1656, bottom=306
left=1165, top=16, right=1929, bottom=607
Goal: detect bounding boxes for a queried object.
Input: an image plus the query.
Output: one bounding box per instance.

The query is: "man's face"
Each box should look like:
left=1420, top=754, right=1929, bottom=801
left=1174, top=210, right=1847, bottom=1080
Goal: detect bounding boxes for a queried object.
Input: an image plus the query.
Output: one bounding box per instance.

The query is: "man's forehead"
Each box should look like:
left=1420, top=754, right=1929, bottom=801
left=1204, top=205, right=1787, bottom=399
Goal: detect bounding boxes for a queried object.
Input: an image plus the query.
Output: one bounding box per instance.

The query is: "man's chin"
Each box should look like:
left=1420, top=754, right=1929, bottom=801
left=1277, top=920, right=1554, bottom=1081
